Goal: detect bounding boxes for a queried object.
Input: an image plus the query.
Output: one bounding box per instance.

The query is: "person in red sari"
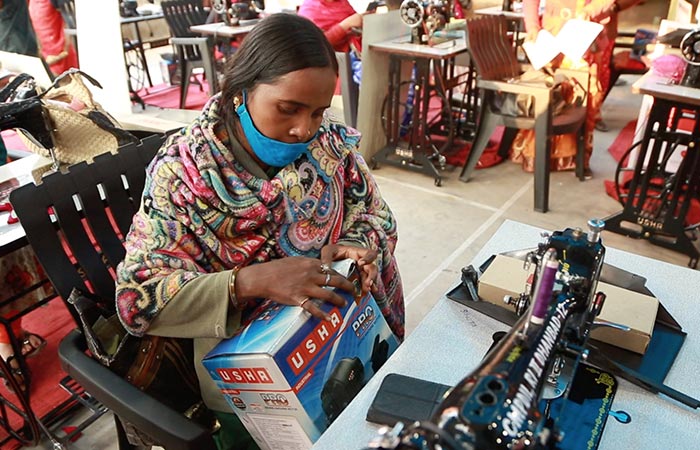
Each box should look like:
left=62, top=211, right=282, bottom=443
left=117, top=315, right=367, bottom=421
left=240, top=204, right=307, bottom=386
left=297, top=0, right=363, bottom=53
left=27, top=0, right=78, bottom=76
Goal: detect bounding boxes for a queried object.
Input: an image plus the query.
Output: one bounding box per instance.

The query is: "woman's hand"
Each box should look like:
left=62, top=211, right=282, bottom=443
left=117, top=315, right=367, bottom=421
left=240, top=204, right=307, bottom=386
left=339, top=13, right=363, bottom=32
left=320, top=244, right=378, bottom=296
left=236, top=257, right=356, bottom=321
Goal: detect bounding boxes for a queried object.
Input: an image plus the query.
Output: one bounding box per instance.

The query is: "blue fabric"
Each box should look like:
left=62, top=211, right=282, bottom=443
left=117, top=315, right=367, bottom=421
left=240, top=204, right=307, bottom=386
left=350, top=51, right=362, bottom=85
left=541, top=364, right=619, bottom=450
left=235, top=90, right=319, bottom=167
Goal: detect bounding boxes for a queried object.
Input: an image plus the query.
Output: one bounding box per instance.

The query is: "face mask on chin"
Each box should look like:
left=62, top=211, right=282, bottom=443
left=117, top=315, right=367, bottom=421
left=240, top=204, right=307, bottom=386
left=235, top=90, right=319, bottom=167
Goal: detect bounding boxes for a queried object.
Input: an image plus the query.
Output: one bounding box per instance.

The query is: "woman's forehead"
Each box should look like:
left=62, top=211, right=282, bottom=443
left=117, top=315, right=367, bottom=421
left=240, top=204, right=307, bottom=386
left=254, top=67, right=337, bottom=104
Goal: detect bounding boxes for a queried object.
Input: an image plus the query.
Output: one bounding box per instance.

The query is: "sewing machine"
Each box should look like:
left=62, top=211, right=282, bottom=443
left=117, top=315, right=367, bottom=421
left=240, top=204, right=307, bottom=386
left=398, top=0, right=453, bottom=45
left=211, top=0, right=263, bottom=25
left=365, top=220, right=614, bottom=450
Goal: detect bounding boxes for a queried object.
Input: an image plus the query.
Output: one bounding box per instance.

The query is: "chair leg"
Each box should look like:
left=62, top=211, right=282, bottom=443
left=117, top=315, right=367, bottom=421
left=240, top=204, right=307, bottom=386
left=459, top=109, right=499, bottom=182
left=576, top=126, right=586, bottom=181
left=180, top=63, right=193, bottom=110
left=199, top=42, right=218, bottom=95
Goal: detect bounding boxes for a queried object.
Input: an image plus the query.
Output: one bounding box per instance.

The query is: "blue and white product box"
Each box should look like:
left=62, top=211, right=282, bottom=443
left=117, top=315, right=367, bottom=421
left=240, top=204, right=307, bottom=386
left=202, top=259, right=400, bottom=450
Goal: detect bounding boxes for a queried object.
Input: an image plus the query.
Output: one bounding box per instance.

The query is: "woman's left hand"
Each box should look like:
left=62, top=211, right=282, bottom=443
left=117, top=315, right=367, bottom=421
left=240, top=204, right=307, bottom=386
left=320, top=244, right=378, bottom=296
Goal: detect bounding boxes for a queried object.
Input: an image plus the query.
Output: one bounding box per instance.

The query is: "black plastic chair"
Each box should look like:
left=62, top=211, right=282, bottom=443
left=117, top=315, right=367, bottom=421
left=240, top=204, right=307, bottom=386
left=9, top=136, right=217, bottom=450
left=162, top=0, right=219, bottom=109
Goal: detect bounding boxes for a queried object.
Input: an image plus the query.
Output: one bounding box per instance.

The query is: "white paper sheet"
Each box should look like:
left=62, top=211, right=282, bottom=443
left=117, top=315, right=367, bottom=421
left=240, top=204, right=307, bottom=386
left=523, top=19, right=604, bottom=70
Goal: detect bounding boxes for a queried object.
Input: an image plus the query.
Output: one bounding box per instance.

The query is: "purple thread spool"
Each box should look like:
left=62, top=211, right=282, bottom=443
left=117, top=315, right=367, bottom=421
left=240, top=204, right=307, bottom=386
left=531, top=249, right=559, bottom=325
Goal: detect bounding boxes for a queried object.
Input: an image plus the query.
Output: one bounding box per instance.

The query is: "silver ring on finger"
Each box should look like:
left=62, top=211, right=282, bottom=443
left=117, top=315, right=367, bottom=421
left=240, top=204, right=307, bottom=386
left=323, top=272, right=331, bottom=287
left=299, top=297, right=311, bottom=309
left=320, top=263, right=331, bottom=274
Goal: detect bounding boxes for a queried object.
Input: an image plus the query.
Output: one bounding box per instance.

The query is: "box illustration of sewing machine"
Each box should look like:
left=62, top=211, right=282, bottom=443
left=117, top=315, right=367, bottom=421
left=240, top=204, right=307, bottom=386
left=203, top=259, right=399, bottom=450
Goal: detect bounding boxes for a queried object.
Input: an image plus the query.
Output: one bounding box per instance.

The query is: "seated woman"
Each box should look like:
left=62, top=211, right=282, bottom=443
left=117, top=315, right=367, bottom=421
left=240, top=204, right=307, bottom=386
left=116, top=13, right=404, bottom=450
left=297, top=0, right=364, bottom=54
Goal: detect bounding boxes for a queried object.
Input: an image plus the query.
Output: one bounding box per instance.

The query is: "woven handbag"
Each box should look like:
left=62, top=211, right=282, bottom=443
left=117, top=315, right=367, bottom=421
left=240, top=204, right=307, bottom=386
left=16, top=69, right=138, bottom=166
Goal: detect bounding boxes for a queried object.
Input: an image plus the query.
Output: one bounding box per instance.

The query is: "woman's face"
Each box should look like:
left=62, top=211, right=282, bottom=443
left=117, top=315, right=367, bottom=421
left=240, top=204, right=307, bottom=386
left=245, top=66, right=337, bottom=144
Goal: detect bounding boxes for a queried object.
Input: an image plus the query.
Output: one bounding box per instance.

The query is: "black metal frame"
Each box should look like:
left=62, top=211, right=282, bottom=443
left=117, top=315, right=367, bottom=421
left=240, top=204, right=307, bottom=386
left=605, top=97, right=700, bottom=268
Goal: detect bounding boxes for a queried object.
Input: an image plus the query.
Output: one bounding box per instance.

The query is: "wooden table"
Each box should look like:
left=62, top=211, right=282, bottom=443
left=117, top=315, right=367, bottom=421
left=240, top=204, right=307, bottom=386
left=605, top=70, right=700, bottom=268
left=369, top=37, right=471, bottom=186
left=190, top=22, right=257, bottom=39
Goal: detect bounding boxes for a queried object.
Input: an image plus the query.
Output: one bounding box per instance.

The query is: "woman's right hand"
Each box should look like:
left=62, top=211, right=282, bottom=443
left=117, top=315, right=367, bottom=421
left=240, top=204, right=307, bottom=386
left=235, top=257, right=356, bottom=321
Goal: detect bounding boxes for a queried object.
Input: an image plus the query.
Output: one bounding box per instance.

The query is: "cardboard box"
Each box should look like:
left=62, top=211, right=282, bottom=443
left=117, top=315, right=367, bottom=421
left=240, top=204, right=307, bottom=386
left=478, top=255, right=535, bottom=311
left=478, top=255, right=658, bottom=355
left=590, top=281, right=658, bottom=355
left=202, top=260, right=400, bottom=449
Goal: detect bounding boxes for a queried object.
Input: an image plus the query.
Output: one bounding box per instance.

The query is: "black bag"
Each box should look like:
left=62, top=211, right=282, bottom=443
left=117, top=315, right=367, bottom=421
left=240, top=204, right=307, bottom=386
left=67, top=288, right=216, bottom=446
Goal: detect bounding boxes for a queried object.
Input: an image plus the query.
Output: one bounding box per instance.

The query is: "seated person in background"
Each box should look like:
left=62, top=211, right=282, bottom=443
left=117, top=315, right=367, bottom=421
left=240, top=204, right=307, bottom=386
left=116, top=13, right=404, bottom=450
left=516, top=0, right=640, bottom=178
left=297, top=0, right=364, bottom=54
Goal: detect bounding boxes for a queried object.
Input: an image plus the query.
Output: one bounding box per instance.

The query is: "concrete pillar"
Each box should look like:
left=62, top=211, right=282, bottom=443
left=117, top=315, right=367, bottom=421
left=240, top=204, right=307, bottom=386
left=75, top=0, right=132, bottom=115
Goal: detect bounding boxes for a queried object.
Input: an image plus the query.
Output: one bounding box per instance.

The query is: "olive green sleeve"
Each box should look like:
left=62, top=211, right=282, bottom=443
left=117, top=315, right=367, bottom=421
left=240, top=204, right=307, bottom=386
left=147, top=271, right=242, bottom=339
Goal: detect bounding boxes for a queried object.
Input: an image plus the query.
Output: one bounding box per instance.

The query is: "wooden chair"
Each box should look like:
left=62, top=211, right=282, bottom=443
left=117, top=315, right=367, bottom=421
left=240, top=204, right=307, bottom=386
left=10, top=136, right=217, bottom=450
left=162, top=0, right=219, bottom=109
left=459, top=15, right=588, bottom=213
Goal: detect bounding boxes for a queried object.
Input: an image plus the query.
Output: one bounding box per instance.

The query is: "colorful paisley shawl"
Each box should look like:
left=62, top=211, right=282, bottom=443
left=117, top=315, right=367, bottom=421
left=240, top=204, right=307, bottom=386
left=116, top=95, right=405, bottom=340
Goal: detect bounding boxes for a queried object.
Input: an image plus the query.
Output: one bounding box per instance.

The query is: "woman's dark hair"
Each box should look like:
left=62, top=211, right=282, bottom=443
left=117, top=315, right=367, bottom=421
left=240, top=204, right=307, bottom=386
left=219, top=13, right=339, bottom=125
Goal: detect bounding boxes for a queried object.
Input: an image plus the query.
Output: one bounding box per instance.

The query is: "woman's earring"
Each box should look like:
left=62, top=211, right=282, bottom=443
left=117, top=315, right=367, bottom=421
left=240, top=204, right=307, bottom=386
left=233, top=96, right=241, bottom=109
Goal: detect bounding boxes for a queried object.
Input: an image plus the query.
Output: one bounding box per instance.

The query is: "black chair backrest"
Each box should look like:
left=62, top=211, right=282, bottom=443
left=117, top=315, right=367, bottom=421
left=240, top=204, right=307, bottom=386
left=9, top=135, right=165, bottom=315
left=466, top=15, right=520, bottom=81
left=162, top=0, right=209, bottom=61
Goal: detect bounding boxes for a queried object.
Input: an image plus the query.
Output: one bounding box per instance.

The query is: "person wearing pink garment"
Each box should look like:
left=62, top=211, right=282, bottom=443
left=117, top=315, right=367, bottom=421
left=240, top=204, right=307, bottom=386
left=297, top=0, right=364, bottom=53
left=27, top=0, right=78, bottom=76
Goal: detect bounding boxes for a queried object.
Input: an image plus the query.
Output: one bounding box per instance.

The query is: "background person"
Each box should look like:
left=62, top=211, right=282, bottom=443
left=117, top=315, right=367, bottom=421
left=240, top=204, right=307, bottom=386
left=116, top=13, right=404, bottom=450
left=298, top=0, right=365, bottom=53
left=517, top=0, right=640, bottom=178
left=28, top=0, right=79, bottom=76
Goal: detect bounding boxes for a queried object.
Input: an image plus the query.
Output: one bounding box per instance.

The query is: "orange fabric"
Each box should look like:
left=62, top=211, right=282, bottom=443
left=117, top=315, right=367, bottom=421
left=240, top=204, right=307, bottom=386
left=513, top=0, right=610, bottom=172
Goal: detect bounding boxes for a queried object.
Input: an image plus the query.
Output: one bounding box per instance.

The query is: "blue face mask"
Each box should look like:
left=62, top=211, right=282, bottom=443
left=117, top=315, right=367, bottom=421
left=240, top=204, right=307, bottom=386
left=235, top=90, right=319, bottom=167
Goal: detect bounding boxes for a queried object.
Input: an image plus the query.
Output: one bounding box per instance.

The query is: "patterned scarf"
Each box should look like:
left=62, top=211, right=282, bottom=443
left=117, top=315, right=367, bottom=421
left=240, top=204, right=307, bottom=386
left=116, top=95, right=404, bottom=339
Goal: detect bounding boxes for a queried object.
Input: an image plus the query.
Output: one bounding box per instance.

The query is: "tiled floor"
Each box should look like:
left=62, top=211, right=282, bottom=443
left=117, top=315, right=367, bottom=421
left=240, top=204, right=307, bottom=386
left=22, top=1, right=695, bottom=448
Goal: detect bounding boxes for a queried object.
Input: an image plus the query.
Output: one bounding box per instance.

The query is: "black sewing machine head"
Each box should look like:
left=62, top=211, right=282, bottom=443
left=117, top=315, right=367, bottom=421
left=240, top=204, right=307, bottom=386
left=365, top=220, right=609, bottom=450
left=119, top=0, right=139, bottom=17
left=399, top=0, right=452, bottom=45
left=680, top=29, right=700, bottom=88
left=212, top=0, right=263, bottom=25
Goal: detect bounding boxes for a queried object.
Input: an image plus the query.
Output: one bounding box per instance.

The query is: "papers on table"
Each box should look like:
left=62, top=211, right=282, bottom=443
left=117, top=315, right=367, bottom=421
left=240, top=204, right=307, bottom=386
left=523, top=19, right=604, bottom=70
